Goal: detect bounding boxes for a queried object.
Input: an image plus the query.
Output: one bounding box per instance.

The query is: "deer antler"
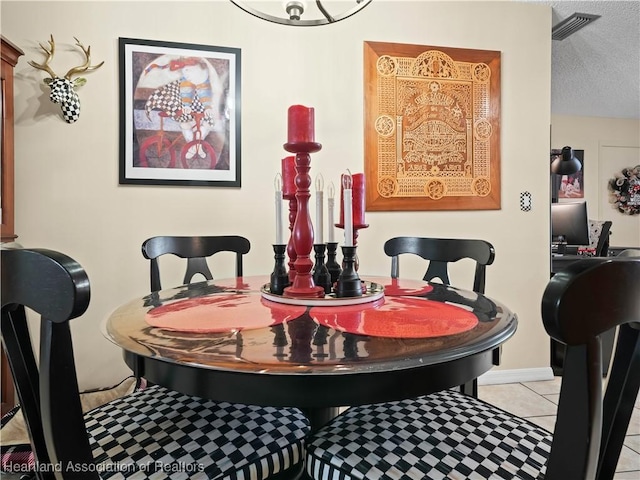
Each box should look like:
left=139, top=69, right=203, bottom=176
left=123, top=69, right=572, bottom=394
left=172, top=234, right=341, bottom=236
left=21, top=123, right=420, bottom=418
left=28, top=34, right=58, bottom=78
left=65, top=37, right=104, bottom=79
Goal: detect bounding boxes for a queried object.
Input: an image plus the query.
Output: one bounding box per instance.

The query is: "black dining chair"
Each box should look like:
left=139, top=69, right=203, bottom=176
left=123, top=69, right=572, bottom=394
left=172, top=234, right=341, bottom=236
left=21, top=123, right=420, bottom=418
left=305, top=257, right=640, bottom=480
left=384, top=236, right=496, bottom=396
left=141, top=235, right=250, bottom=292
left=616, top=248, right=640, bottom=257
left=1, top=247, right=310, bottom=480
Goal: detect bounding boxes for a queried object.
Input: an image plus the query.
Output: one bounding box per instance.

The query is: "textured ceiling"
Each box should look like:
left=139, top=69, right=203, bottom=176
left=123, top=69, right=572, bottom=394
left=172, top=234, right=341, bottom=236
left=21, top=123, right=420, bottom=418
left=526, top=0, right=640, bottom=119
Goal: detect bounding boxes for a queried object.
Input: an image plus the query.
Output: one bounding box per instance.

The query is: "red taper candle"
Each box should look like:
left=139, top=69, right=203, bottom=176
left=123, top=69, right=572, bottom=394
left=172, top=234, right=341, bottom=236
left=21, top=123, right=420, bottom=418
left=282, top=156, right=296, bottom=199
left=339, top=173, right=366, bottom=226
left=352, top=173, right=365, bottom=226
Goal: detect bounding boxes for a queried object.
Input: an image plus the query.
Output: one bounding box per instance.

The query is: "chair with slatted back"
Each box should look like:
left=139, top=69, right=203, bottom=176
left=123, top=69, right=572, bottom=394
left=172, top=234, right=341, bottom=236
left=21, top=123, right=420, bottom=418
left=384, top=236, right=496, bottom=396
left=1, top=247, right=310, bottom=480
left=141, top=235, right=251, bottom=292
left=588, top=219, right=612, bottom=257
left=305, top=257, right=640, bottom=480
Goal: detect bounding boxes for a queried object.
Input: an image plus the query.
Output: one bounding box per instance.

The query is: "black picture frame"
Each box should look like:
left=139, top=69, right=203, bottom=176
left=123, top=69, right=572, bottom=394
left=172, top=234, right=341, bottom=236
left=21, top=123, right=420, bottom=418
left=119, top=38, right=241, bottom=187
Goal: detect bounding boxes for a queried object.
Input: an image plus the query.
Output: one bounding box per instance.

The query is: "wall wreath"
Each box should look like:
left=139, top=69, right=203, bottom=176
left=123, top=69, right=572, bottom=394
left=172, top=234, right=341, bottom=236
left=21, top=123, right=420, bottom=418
left=608, top=165, right=640, bottom=215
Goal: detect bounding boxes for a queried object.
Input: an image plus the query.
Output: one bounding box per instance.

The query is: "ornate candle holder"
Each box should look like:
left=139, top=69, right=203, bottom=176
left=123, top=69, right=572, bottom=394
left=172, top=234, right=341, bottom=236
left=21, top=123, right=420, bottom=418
left=353, top=224, right=369, bottom=246
left=335, top=246, right=363, bottom=298
left=283, top=141, right=324, bottom=298
left=270, top=244, right=290, bottom=295
left=335, top=223, right=369, bottom=270
left=325, top=242, right=342, bottom=284
left=285, top=196, right=298, bottom=282
left=335, top=223, right=369, bottom=246
left=312, top=244, right=332, bottom=294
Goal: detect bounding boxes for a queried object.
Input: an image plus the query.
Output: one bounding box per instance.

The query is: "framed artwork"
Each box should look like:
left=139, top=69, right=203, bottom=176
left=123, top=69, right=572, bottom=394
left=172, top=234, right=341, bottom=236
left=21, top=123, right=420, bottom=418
left=553, top=148, right=584, bottom=201
left=364, top=41, right=501, bottom=211
left=119, top=38, right=241, bottom=187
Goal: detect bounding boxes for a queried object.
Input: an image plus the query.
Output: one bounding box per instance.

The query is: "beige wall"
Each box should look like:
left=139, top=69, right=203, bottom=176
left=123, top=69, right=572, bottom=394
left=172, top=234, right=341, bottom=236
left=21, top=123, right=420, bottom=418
left=551, top=115, right=640, bottom=247
left=2, top=1, right=553, bottom=389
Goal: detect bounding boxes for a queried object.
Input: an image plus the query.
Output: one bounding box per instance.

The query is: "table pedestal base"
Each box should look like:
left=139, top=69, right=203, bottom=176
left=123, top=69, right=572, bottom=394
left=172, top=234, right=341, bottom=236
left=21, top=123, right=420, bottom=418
left=301, top=406, right=341, bottom=433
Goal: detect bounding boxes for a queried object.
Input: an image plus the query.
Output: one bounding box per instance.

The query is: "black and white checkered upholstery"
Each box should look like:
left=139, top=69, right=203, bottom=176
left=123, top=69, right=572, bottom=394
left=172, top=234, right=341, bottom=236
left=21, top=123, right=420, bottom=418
left=84, top=385, right=310, bottom=479
left=306, top=390, right=552, bottom=480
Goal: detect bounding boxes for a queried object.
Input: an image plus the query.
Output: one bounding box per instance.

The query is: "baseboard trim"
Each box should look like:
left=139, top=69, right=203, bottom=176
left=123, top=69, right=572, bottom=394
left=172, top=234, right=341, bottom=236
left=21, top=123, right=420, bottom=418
left=478, top=367, right=555, bottom=385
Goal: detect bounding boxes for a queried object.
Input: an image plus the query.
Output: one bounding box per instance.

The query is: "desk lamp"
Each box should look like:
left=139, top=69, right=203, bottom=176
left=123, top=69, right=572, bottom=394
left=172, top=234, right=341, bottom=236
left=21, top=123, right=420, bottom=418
left=550, top=146, right=582, bottom=204
left=551, top=146, right=582, bottom=175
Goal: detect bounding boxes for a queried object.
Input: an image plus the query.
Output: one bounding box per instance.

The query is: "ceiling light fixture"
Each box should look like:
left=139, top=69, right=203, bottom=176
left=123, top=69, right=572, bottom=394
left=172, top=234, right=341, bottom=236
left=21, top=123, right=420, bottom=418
left=230, top=0, right=372, bottom=26
left=552, top=12, right=601, bottom=41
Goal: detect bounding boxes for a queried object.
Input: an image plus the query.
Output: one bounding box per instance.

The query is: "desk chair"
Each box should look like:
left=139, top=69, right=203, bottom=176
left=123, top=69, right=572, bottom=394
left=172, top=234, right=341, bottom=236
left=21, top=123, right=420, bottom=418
left=384, top=236, right=496, bottom=396
left=305, top=257, right=640, bottom=480
left=589, top=220, right=613, bottom=257
left=142, top=235, right=250, bottom=292
left=1, top=248, right=309, bottom=480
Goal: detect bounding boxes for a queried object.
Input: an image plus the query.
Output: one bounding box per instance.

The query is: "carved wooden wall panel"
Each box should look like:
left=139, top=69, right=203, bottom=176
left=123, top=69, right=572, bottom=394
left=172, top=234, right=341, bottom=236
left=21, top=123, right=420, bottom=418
left=364, top=41, right=501, bottom=211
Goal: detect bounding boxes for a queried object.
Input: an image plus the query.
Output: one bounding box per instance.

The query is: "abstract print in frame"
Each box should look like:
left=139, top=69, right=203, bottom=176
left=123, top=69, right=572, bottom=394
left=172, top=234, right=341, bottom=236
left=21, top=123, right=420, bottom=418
left=364, top=41, right=501, bottom=211
left=119, top=38, right=241, bottom=187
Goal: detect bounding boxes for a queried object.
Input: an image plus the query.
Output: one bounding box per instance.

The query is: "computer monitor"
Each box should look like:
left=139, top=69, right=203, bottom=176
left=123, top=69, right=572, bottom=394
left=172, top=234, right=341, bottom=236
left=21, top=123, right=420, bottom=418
left=551, top=201, right=590, bottom=246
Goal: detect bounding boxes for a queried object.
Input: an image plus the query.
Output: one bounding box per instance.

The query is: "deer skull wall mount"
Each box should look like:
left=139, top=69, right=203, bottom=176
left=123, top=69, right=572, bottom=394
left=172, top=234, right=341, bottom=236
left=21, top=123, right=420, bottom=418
left=29, top=35, right=104, bottom=123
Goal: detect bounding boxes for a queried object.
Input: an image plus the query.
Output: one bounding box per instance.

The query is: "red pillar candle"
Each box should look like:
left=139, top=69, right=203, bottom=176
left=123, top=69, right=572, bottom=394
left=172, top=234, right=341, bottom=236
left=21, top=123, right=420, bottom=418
left=282, top=156, right=297, bottom=199
left=287, top=105, right=315, bottom=144
left=352, top=173, right=366, bottom=226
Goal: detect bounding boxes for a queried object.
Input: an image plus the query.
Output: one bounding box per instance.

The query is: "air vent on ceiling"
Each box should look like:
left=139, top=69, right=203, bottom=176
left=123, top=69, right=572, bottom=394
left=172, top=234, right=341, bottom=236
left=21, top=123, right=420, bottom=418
left=552, top=12, right=601, bottom=40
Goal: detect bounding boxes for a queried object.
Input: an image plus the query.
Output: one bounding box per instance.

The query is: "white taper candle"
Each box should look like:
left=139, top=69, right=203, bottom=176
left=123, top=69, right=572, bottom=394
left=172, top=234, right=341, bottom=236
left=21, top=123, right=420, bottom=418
left=315, top=174, right=324, bottom=244
left=343, top=173, right=353, bottom=247
left=327, top=181, right=335, bottom=243
left=274, top=174, right=283, bottom=244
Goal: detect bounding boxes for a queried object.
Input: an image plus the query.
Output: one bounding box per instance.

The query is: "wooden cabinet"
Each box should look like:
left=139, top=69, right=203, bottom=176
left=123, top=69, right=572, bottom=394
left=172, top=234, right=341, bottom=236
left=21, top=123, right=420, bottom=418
left=1, top=35, right=23, bottom=416
left=1, top=35, right=23, bottom=243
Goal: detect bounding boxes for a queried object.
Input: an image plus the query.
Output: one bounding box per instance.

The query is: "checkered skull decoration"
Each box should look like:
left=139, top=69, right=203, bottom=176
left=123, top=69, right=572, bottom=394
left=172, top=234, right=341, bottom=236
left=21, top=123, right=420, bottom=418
left=29, top=35, right=104, bottom=123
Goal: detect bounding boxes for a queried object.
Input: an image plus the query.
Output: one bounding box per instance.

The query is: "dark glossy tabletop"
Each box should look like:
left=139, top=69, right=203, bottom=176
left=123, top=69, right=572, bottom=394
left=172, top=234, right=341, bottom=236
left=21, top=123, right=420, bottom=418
left=106, top=276, right=516, bottom=416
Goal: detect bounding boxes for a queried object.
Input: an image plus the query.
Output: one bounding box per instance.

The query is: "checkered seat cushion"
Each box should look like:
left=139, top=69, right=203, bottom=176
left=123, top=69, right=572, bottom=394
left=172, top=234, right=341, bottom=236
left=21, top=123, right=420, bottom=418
left=306, top=390, right=552, bottom=480
left=83, top=385, right=310, bottom=479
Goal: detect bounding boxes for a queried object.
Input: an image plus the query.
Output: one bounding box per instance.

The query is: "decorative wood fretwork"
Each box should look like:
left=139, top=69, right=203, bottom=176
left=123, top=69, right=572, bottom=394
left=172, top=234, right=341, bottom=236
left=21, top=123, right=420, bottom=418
left=364, top=41, right=501, bottom=211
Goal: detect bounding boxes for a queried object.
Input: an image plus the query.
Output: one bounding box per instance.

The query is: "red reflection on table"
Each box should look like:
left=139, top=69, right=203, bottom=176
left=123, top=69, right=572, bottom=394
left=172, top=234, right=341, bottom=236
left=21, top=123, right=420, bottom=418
left=382, top=278, right=434, bottom=297
left=311, top=296, right=477, bottom=338
left=145, top=294, right=306, bottom=333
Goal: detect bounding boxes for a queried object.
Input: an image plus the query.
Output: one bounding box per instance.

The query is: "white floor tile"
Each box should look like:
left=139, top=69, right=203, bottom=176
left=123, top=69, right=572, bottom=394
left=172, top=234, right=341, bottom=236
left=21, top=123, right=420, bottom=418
left=627, top=409, right=640, bottom=436
left=614, top=472, right=640, bottom=479
left=625, top=435, right=640, bottom=454
left=522, top=377, right=562, bottom=395
left=478, top=383, right=557, bottom=417
left=526, top=415, right=557, bottom=433
left=616, top=445, right=640, bottom=473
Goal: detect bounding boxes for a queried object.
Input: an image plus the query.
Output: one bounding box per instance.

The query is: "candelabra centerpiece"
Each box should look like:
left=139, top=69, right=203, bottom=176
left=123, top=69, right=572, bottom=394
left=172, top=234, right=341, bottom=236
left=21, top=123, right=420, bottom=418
left=282, top=105, right=325, bottom=298
left=265, top=105, right=378, bottom=305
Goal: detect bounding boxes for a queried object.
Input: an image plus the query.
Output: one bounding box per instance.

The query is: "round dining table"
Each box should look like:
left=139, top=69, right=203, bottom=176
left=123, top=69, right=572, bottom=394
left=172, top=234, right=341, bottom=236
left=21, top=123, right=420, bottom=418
left=105, top=275, right=517, bottom=431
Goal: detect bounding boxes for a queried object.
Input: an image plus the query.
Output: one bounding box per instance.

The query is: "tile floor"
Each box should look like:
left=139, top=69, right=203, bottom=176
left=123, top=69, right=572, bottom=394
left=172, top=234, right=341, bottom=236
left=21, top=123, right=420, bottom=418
left=478, top=377, right=640, bottom=479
